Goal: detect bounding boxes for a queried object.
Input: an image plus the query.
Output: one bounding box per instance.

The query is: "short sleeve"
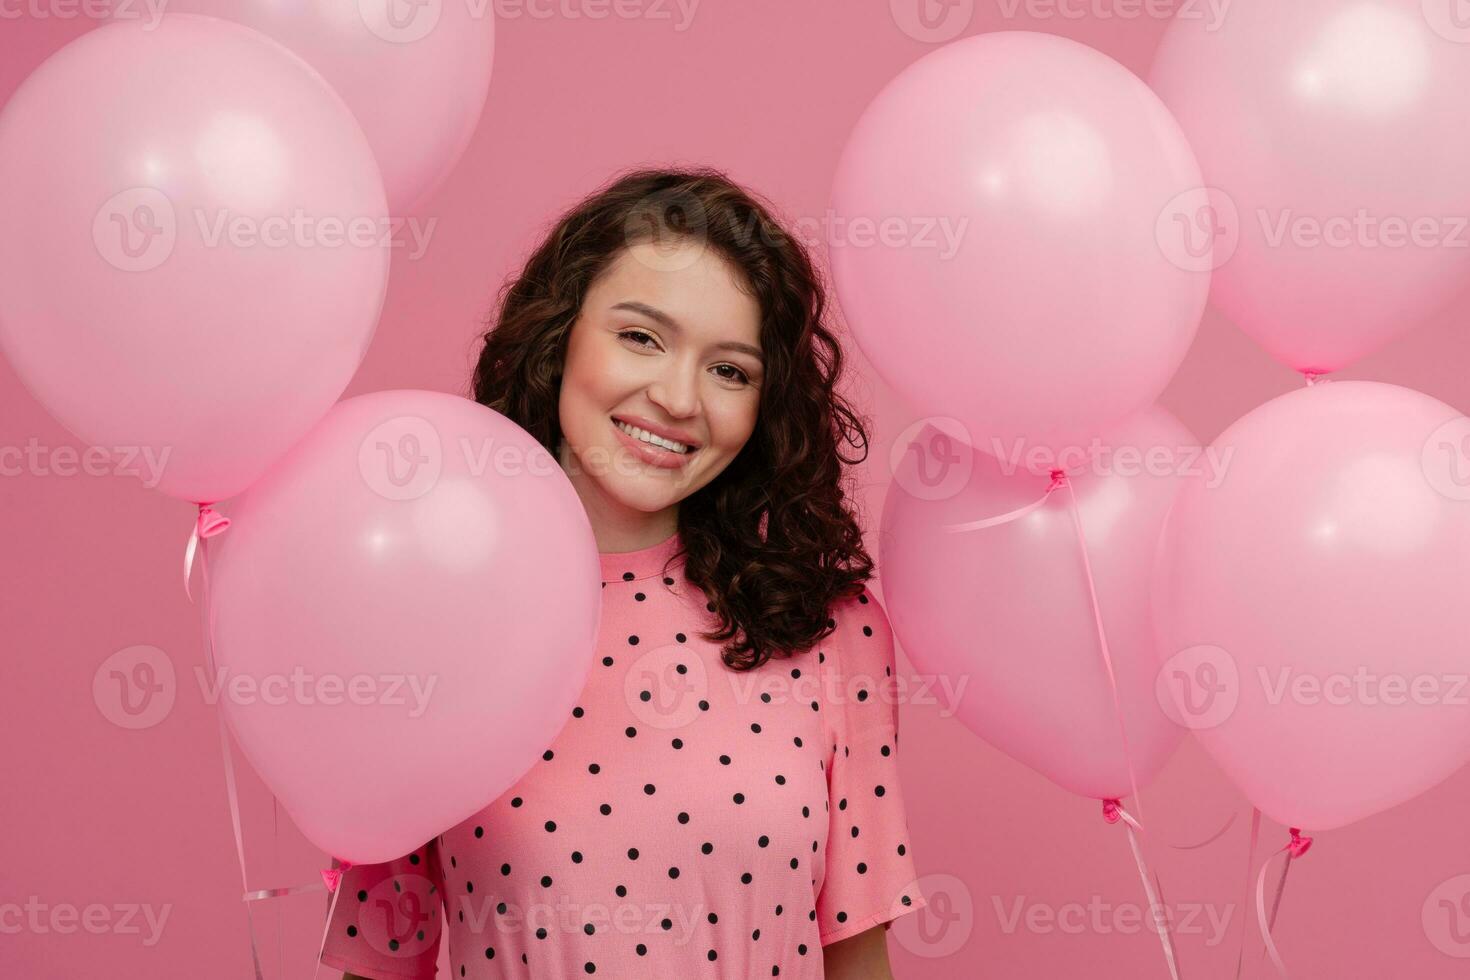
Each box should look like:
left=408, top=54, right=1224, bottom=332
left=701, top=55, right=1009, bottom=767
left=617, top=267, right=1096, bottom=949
left=816, top=586, right=927, bottom=946
left=319, top=837, right=446, bottom=980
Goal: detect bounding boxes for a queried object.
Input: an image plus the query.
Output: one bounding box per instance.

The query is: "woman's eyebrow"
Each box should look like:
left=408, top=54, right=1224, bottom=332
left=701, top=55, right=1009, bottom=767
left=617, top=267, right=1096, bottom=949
left=611, top=300, right=764, bottom=362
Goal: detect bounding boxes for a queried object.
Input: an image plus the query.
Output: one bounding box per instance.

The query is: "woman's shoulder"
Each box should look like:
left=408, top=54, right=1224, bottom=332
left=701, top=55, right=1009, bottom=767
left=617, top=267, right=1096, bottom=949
left=825, top=584, right=896, bottom=673
left=817, top=583, right=901, bottom=741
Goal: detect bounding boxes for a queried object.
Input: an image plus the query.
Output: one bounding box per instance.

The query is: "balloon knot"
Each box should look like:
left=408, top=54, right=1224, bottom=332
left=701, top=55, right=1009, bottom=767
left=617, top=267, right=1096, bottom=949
left=197, top=503, right=231, bottom=539
left=321, top=860, right=353, bottom=893
left=1047, top=468, right=1067, bottom=490
left=1101, top=798, right=1122, bottom=824
left=1286, top=827, right=1313, bottom=858
left=1302, top=371, right=1331, bottom=387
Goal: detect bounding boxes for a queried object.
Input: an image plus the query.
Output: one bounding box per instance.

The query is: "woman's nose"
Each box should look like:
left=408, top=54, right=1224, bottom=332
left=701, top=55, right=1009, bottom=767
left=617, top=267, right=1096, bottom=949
left=648, top=370, right=698, bottom=418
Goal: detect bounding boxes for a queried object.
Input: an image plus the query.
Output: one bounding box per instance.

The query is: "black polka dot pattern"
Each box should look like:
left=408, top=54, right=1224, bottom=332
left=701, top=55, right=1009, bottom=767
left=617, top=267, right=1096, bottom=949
left=320, top=532, right=925, bottom=978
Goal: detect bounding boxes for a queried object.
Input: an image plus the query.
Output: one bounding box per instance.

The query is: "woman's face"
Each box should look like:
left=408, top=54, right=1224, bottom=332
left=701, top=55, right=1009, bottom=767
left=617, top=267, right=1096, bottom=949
left=557, top=238, right=764, bottom=529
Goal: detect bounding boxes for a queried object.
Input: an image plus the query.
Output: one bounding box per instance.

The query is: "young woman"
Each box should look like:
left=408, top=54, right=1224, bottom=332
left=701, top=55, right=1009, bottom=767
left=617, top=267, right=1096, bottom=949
left=321, top=167, right=926, bottom=979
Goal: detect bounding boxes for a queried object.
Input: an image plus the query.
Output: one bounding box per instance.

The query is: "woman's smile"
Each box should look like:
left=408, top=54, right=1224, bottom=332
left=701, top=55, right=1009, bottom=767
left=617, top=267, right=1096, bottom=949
left=611, top=415, right=700, bottom=469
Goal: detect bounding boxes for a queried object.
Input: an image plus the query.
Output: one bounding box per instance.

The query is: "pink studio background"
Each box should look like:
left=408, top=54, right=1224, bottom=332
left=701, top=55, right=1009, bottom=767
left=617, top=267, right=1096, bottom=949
left=3, top=4, right=1469, bottom=978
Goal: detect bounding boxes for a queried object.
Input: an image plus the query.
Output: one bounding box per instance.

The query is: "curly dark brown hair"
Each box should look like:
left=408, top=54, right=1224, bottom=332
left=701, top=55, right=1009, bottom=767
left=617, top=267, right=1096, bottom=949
left=469, top=166, right=874, bottom=671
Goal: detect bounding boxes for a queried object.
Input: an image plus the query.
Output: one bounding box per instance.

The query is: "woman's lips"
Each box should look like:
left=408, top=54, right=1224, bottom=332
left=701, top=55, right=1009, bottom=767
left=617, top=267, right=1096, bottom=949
left=611, top=417, right=697, bottom=469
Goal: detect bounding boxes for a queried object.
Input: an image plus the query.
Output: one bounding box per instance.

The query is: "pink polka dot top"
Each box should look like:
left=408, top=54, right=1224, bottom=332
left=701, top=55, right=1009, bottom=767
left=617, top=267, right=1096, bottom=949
left=320, top=529, right=926, bottom=979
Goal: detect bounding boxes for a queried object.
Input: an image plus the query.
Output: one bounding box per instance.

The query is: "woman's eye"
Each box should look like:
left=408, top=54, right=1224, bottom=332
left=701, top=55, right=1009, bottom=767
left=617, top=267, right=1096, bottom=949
left=619, top=329, right=657, bottom=348
left=620, top=329, right=749, bottom=385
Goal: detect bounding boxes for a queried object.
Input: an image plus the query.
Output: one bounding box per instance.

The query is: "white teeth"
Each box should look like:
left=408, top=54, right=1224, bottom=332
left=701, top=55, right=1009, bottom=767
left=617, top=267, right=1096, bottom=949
left=615, top=420, right=690, bottom=454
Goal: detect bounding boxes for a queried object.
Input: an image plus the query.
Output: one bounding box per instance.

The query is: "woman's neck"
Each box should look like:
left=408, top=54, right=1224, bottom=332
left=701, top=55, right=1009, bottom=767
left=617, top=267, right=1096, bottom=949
left=589, top=517, right=677, bottom=554
left=558, top=438, right=679, bottom=553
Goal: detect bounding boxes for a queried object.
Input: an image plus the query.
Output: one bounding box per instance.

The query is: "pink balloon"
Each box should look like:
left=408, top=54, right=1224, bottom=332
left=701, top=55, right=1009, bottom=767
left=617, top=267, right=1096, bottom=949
left=1150, top=0, right=1470, bottom=373
left=208, top=390, right=601, bottom=864
left=879, top=406, right=1198, bottom=799
left=147, top=1, right=495, bottom=213
left=0, top=16, right=388, bottom=504
left=1153, top=381, right=1470, bottom=830
left=830, top=32, right=1208, bottom=467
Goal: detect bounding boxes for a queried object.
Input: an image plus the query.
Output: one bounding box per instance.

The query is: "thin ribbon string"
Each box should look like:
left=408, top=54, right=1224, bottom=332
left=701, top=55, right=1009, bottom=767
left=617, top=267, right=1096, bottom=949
left=274, top=797, right=284, bottom=980
left=1103, top=798, right=1183, bottom=980
left=312, top=862, right=350, bottom=980
left=1059, top=474, right=1147, bottom=826
left=1233, top=807, right=1263, bottom=980
left=945, top=470, right=1147, bottom=822
left=1254, top=827, right=1312, bottom=978
left=191, top=506, right=352, bottom=978
left=195, top=518, right=267, bottom=980
left=1168, top=810, right=1238, bottom=851
left=944, top=468, right=1237, bottom=850
left=945, top=470, right=1183, bottom=977
left=942, top=467, right=1067, bottom=532
left=243, top=880, right=327, bottom=902
left=184, top=504, right=230, bottom=602
left=239, top=833, right=333, bottom=902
